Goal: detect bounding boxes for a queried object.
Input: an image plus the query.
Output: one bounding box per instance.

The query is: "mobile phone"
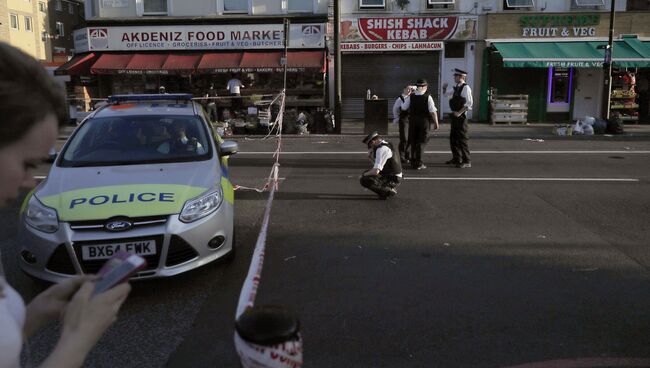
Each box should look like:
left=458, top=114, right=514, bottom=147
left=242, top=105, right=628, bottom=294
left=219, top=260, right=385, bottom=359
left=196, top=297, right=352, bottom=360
left=92, top=252, right=147, bottom=296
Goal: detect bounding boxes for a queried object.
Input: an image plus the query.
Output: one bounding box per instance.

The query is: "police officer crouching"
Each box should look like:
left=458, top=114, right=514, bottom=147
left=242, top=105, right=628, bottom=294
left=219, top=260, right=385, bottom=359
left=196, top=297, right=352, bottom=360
left=360, top=131, right=403, bottom=199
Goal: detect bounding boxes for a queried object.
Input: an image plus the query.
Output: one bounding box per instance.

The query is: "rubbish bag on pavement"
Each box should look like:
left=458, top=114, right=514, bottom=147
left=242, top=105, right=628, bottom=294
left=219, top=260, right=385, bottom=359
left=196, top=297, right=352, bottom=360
left=606, top=117, right=625, bottom=135
left=583, top=124, right=595, bottom=135
left=593, top=118, right=608, bottom=134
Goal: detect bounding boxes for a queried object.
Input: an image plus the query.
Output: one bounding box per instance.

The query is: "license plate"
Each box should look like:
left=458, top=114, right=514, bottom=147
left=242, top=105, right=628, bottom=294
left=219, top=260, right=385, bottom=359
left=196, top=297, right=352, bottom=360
left=81, top=240, right=156, bottom=261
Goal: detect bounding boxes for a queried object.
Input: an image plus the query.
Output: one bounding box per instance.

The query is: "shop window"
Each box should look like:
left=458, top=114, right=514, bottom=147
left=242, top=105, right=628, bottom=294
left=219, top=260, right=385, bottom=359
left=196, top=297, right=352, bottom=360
left=548, top=67, right=572, bottom=105
left=143, top=0, right=167, bottom=14
left=38, top=1, right=46, bottom=12
left=55, top=0, right=63, bottom=11
left=224, top=0, right=247, bottom=13
left=10, top=13, right=18, bottom=29
left=627, top=0, right=650, bottom=10
left=56, top=21, right=64, bottom=37
left=24, top=16, right=33, bottom=32
left=445, top=42, right=465, bottom=58
left=503, top=0, right=534, bottom=10
left=288, top=0, right=313, bottom=12
left=359, top=0, right=385, bottom=9
left=427, top=0, right=454, bottom=10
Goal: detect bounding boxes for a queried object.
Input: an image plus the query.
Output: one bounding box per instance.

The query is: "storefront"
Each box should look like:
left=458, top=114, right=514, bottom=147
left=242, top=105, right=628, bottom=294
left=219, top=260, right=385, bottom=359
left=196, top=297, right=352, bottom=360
left=56, top=22, right=328, bottom=115
left=482, top=12, right=650, bottom=123
left=339, top=15, right=478, bottom=119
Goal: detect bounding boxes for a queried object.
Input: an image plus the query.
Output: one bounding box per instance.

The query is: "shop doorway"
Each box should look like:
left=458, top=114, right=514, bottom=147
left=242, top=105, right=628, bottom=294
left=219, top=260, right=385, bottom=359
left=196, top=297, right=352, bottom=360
left=341, top=52, right=441, bottom=119
left=546, top=67, right=573, bottom=121
left=573, top=68, right=603, bottom=120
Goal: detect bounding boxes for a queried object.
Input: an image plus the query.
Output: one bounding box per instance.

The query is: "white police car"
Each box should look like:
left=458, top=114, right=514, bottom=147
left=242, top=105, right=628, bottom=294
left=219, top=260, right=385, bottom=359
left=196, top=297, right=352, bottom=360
left=19, top=94, right=238, bottom=282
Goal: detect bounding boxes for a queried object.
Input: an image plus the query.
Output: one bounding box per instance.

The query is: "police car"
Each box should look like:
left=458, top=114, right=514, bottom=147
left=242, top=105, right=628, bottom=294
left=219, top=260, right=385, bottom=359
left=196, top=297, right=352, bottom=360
left=19, top=94, right=238, bottom=282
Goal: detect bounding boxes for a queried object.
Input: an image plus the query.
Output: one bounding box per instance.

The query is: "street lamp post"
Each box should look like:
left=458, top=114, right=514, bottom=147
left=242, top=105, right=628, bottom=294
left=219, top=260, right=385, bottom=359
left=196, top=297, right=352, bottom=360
left=601, top=0, right=616, bottom=120
left=333, top=0, right=342, bottom=134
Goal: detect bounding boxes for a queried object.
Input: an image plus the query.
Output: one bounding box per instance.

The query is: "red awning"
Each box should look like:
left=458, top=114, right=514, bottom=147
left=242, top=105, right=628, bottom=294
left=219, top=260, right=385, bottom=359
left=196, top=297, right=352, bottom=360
left=125, top=54, right=169, bottom=73
left=196, top=53, right=243, bottom=73
left=240, top=52, right=282, bottom=69
left=91, top=54, right=134, bottom=74
left=162, top=54, right=203, bottom=74
left=54, top=53, right=98, bottom=76
left=89, top=51, right=326, bottom=75
left=287, top=51, right=326, bottom=72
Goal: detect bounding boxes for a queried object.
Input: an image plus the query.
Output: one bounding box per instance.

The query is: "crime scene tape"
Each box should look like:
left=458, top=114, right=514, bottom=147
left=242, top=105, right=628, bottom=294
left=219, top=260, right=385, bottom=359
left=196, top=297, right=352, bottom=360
left=233, top=91, right=303, bottom=368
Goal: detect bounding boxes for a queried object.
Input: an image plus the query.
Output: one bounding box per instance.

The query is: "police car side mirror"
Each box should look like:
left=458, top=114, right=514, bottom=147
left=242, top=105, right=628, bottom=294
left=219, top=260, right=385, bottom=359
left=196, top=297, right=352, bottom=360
left=220, top=141, right=238, bottom=157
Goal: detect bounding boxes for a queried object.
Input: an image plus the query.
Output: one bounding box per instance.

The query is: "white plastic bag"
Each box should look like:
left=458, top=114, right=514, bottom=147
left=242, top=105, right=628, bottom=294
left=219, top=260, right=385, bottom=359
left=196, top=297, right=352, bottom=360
left=573, top=121, right=584, bottom=135
left=583, top=124, right=595, bottom=135
left=583, top=116, right=596, bottom=126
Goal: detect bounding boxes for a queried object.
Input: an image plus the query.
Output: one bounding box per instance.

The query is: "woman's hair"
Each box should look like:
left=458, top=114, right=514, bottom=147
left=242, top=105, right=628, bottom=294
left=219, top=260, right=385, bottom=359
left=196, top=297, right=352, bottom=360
left=0, top=42, right=66, bottom=148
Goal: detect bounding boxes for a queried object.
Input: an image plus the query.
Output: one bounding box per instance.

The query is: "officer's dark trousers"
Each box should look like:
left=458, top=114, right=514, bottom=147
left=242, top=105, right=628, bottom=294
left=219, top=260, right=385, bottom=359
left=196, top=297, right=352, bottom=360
left=450, top=116, right=471, bottom=163
left=410, top=141, right=425, bottom=168
left=398, top=117, right=409, bottom=161
left=360, top=174, right=400, bottom=197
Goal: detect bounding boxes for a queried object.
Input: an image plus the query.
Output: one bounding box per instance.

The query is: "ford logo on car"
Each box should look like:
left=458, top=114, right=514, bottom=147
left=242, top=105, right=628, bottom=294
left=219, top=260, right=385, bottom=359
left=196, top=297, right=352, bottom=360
left=105, top=219, right=133, bottom=232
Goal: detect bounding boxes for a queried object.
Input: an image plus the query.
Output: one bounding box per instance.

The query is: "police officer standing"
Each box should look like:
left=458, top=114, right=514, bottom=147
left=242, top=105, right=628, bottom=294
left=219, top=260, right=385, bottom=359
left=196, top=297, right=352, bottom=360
left=401, top=79, right=439, bottom=170
left=392, top=85, right=414, bottom=163
left=443, top=69, right=473, bottom=168
left=360, top=131, right=403, bottom=199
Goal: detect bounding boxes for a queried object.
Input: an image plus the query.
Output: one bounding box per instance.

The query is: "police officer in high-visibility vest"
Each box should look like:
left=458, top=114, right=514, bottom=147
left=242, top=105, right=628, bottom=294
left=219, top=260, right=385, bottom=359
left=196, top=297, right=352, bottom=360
left=401, top=79, right=439, bottom=170
left=360, top=131, right=403, bottom=199
left=443, top=68, right=473, bottom=168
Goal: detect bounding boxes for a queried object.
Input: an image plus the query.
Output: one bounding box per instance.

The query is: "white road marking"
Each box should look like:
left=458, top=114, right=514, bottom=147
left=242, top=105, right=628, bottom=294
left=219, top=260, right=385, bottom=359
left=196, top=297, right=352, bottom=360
left=238, top=150, right=650, bottom=155
left=404, top=177, right=640, bottom=182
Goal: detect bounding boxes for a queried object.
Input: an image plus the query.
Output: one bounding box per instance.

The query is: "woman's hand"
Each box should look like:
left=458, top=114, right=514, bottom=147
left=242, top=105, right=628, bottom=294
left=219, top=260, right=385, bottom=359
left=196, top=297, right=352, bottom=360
left=59, top=281, right=131, bottom=355
left=24, top=276, right=90, bottom=338
left=40, top=281, right=131, bottom=368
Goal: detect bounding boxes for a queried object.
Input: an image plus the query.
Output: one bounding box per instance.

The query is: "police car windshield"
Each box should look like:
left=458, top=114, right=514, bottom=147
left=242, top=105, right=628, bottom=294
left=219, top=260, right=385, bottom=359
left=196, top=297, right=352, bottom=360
left=60, top=115, right=212, bottom=167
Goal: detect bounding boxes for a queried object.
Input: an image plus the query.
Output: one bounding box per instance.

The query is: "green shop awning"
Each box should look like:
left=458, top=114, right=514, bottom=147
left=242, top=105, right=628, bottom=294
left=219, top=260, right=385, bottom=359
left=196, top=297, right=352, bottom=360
left=493, top=37, right=650, bottom=68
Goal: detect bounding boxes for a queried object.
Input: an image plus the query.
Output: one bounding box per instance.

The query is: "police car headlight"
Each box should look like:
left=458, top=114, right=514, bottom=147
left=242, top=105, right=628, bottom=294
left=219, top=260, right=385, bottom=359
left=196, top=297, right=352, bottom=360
left=179, top=188, right=223, bottom=223
left=25, top=196, right=59, bottom=233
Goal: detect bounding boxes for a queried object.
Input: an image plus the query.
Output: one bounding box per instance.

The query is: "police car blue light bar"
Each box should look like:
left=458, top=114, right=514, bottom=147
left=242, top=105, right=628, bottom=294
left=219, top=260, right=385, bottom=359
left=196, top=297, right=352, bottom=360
left=107, top=94, right=194, bottom=103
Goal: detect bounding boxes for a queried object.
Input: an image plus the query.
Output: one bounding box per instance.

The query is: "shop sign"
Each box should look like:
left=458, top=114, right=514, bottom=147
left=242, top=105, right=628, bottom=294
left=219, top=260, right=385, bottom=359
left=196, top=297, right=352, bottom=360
left=342, top=41, right=444, bottom=52
left=504, top=60, right=603, bottom=68
left=341, top=16, right=477, bottom=43
left=520, top=14, right=600, bottom=38
left=73, top=23, right=325, bottom=51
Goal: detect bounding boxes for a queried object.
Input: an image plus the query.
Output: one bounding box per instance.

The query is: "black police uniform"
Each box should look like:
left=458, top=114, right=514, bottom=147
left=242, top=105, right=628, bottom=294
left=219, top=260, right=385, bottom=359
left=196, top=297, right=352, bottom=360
left=408, top=93, right=431, bottom=169
left=396, top=95, right=410, bottom=162
left=449, top=83, right=471, bottom=165
left=360, top=141, right=403, bottom=198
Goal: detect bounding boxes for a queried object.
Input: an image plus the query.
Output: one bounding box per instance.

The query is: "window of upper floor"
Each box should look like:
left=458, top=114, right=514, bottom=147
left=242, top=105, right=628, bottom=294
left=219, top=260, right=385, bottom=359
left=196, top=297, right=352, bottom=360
left=56, top=21, right=64, bottom=36
left=223, top=0, right=248, bottom=13
left=503, top=0, right=535, bottom=10
left=38, top=1, right=46, bottom=12
left=359, top=0, right=385, bottom=10
left=68, top=2, right=75, bottom=14
left=571, top=0, right=605, bottom=8
left=288, top=0, right=313, bottom=13
left=426, top=0, right=455, bottom=11
left=55, top=0, right=63, bottom=11
left=627, top=0, right=650, bottom=10
left=24, top=16, right=33, bottom=32
left=143, top=0, right=168, bottom=15
left=10, top=13, right=19, bottom=30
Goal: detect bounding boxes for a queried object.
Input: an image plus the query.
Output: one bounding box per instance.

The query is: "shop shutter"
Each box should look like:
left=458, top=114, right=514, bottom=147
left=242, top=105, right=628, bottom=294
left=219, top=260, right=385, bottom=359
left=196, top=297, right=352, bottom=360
left=341, top=53, right=441, bottom=119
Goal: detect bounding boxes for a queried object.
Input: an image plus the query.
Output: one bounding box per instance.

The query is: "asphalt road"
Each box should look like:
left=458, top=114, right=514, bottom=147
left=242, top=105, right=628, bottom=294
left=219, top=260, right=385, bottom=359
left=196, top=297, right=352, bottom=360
left=2, top=130, right=650, bottom=367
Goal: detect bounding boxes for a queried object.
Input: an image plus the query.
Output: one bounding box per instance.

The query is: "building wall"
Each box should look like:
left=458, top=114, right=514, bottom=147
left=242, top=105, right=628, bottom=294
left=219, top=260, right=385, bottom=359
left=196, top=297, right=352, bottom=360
left=86, top=0, right=327, bottom=19
left=48, top=0, right=84, bottom=55
left=5, top=0, right=50, bottom=60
